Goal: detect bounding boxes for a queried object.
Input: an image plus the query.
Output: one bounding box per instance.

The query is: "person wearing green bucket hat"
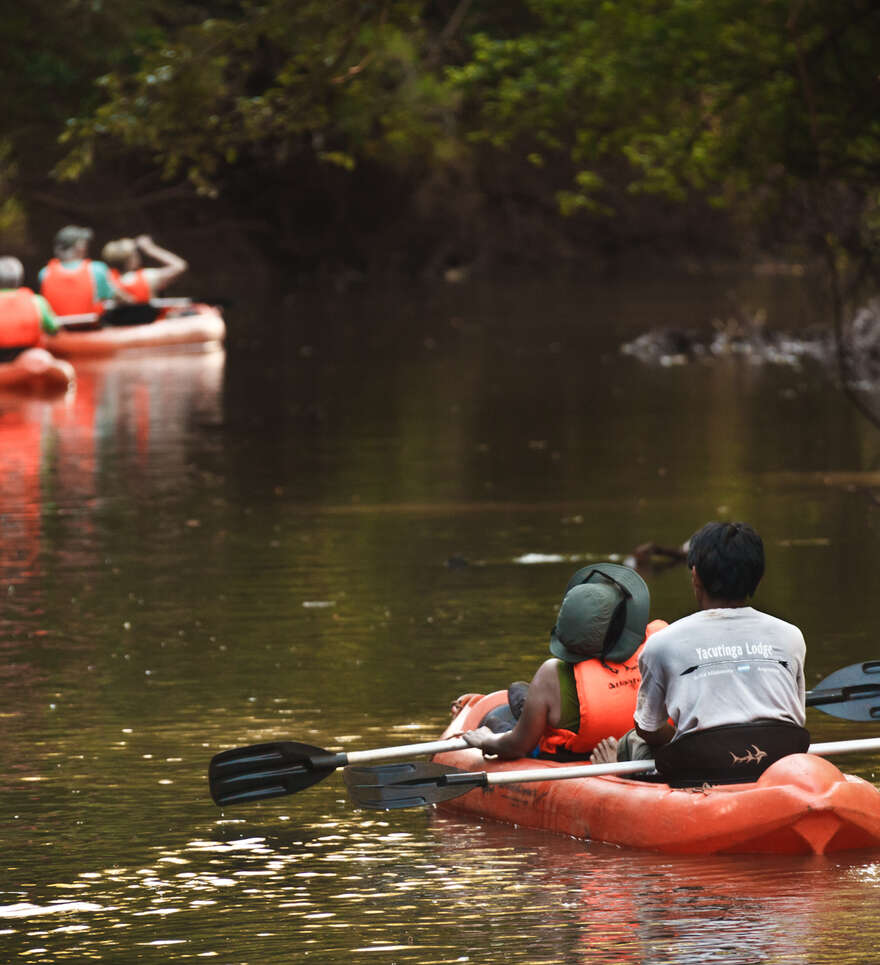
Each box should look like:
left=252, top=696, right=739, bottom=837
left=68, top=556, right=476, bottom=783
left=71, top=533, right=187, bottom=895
left=461, top=563, right=668, bottom=761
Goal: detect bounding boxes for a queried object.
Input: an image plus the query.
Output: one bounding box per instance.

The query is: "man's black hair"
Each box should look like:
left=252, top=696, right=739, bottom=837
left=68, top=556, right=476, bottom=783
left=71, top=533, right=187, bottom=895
left=686, top=521, right=764, bottom=601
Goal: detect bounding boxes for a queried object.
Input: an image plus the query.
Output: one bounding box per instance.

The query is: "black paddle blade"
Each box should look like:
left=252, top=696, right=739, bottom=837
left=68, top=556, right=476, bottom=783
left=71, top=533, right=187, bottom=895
left=344, top=762, right=484, bottom=810
left=808, top=661, right=880, bottom=721
left=209, top=741, right=344, bottom=807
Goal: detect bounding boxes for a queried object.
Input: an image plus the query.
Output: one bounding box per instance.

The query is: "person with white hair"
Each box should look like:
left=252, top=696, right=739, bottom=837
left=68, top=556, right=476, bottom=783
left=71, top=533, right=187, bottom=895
left=39, top=225, right=131, bottom=316
left=0, top=256, right=60, bottom=359
left=101, top=235, right=188, bottom=302
left=0, top=254, right=75, bottom=389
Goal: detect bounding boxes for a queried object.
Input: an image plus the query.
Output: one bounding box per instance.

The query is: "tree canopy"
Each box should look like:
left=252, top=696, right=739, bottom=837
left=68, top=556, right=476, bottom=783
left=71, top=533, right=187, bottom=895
left=3, top=0, right=880, bottom=288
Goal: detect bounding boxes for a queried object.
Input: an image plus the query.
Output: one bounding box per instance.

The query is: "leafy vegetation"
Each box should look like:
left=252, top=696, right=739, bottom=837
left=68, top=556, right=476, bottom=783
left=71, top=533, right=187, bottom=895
left=2, top=0, right=880, bottom=287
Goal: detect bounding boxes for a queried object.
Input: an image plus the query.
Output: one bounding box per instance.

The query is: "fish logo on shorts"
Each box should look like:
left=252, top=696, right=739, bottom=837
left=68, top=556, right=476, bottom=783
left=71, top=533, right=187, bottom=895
left=730, top=744, right=768, bottom=766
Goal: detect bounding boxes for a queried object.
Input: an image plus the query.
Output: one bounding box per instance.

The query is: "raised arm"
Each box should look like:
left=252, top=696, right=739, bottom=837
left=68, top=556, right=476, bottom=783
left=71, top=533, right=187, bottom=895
left=135, top=235, right=188, bottom=292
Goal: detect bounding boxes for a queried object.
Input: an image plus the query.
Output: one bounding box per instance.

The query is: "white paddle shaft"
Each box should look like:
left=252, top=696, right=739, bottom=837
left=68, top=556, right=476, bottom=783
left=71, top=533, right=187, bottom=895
left=481, top=736, right=880, bottom=787
left=346, top=737, right=469, bottom=764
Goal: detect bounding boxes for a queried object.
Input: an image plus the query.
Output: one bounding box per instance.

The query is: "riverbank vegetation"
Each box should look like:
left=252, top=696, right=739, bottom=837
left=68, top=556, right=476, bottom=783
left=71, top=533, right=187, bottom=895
left=3, top=0, right=879, bottom=301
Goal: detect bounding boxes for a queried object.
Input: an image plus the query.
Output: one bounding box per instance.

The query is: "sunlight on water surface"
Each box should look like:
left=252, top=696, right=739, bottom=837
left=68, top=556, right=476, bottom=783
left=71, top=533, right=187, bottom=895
left=1, top=280, right=879, bottom=962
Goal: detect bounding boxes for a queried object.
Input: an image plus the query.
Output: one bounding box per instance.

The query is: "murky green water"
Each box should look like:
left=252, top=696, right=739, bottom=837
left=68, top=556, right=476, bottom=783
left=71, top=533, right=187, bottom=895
left=1, top=274, right=879, bottom=962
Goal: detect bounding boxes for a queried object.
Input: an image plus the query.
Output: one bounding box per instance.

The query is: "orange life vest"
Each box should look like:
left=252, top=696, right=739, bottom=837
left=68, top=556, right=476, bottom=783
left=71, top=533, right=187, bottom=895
left=538, top=618, right=669, bottom=755
left=40, top=259, right=103, bottom=315
left=0, top=289, right=42, bottom=348
left=110, top=268, right=151, bottom=303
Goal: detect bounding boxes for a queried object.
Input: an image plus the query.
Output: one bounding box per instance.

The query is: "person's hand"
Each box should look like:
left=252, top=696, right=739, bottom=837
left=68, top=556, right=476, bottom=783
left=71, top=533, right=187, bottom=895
left=135, top=234, right=154, bottom=248
left=450, top=694, right=476, bottom=716
left=462, top=726, right=497, bottom=751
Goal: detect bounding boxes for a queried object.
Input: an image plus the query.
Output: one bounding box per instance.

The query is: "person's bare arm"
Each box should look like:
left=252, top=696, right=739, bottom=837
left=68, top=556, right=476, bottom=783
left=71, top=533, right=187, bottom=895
left=634, top=720, right=674, bottom=746
left=136, top=235, right=188, bottom=292
left=463, top=659, right=561, bottom=759
left=108, top=279, right=136, bottom=304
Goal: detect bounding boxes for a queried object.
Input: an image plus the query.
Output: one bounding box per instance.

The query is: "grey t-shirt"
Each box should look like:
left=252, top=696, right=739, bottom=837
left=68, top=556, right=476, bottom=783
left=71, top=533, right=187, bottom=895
left=634, top=607, right=806, bottom=740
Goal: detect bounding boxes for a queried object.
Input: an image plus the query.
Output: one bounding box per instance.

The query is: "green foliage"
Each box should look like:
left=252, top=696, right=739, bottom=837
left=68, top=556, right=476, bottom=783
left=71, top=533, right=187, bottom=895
left=450, top=0, right=880, bottom=208
left=55, top=1, right=463, bottom=195
left=0, top=142, right=27, bottom=248
left=442, top=0, right=880, bottom=284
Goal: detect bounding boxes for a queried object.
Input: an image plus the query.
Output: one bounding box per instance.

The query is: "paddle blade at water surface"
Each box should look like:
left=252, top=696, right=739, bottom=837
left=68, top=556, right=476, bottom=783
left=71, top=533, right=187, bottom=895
left=344, top=762, right=484, bottom=810
left=209, top=741, right=343, bottom=807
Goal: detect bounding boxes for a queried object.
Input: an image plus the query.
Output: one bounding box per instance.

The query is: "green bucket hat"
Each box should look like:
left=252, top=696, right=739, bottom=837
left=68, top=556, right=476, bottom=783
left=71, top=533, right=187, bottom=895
left=549, top=562, right=650, bottom=664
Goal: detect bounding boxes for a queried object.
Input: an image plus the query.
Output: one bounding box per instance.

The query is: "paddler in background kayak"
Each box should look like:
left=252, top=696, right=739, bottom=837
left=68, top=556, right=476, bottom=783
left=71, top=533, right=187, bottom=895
left=590, top=521, right=809, bottom=781
left=0, top=255, right=61, bottom=356
left=101, top=235, right=188, bottom=302
left=39, top=225, right=133, bottom=316
left=460, top=563, right=668, bottom=760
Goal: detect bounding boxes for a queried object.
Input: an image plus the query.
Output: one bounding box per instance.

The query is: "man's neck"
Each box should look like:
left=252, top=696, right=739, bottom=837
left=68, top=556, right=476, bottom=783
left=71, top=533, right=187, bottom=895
left=699, top=597, right=748, bottom=610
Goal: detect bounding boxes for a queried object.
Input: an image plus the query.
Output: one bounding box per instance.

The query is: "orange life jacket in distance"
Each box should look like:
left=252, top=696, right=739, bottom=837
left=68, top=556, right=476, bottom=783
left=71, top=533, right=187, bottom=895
left=0, top=289, right=42, bottom=348
left=110, top=268, right=151, bottom=303
left=40, top=259, right=103, bottom=316
left=538, top=618, right=669, bottom=755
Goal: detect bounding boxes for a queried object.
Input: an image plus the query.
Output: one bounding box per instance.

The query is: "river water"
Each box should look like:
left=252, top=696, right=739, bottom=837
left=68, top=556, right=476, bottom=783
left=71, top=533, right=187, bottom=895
left=1, top=272, right=879, bottom=963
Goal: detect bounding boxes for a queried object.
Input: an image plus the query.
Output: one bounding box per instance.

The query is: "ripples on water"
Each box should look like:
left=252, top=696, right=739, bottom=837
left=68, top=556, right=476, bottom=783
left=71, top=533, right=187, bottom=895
left=4, top=794, right=880, bottom=964
left=1, top=281, right=880, bottom=962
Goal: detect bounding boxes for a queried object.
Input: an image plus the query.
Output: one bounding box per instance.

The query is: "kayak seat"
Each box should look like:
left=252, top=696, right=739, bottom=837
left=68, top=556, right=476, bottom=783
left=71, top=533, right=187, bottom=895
left=654, top=719, right=811, bottom=784
left=100, top=304, right=161, bottom=327
left=479, top=703, right=519, bottom=734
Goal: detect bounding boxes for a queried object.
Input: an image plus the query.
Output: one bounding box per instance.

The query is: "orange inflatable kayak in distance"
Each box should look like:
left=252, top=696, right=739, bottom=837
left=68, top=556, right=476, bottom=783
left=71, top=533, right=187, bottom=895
left=0, top=347, right=74, bottom=396
left=47, top=301, right=225, bottom=358
left=430, top=691, right=880, bottom=855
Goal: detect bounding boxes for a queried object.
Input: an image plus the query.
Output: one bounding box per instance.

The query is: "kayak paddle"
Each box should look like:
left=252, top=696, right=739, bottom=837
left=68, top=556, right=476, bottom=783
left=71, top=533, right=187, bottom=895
left=208, top=660, right=880, bottom=807
left=209, top=736, right=469, bottom=807
left=343, top=736, right=880, bottom=810
left=805, top=660, right=880, bottom=720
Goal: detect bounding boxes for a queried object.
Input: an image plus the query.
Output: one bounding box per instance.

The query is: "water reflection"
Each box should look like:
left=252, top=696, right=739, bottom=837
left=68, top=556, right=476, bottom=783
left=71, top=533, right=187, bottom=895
left=1, top=278, right=879, bottom=963
left=0, top=347, right=228, bottom=912
left=50, top=349, right=225, bottom=489
left=4, top=800, right=880, bottom=964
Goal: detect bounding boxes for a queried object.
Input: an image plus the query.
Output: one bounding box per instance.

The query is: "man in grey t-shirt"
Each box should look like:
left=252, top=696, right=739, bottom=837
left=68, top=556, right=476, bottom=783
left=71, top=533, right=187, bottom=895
left=592, top=521, right=807, bottom=774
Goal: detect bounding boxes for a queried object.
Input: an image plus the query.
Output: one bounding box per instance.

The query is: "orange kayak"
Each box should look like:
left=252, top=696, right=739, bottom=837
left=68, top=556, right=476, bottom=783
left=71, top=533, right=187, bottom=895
left=0, top=348, right=74, bottom=396
left=432, top=691, right=880, bottom=855
left=46, top=303, right=225, bottom=358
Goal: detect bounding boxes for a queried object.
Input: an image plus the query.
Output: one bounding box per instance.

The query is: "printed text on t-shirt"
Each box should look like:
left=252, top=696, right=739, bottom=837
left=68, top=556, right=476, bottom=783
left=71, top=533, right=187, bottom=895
left=695, top=641, right=774, bottom=661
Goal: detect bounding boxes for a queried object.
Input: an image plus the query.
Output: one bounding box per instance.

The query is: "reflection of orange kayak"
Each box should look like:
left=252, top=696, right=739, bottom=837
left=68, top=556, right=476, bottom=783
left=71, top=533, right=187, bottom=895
left=46, top=303, right=226, bottom=358
left=0, top=347, right=74, bottom=395
left=433, top=692, right=880, bottom=855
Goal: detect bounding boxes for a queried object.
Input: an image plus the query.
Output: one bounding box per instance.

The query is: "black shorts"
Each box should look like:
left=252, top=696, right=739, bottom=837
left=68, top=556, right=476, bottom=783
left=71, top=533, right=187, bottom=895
left=655, top=720, right=810, bottom=783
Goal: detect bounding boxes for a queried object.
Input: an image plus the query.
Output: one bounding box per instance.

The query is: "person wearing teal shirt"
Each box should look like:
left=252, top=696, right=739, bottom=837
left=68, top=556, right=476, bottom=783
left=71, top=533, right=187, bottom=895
left=39, top=225, right=130, bottom=314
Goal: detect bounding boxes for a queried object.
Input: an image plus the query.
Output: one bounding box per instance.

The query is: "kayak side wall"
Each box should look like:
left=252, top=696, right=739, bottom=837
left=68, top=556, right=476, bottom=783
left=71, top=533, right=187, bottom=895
left=46, top=305, right=226, bottom=358
left=0, top=348, right=74, bottom=395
